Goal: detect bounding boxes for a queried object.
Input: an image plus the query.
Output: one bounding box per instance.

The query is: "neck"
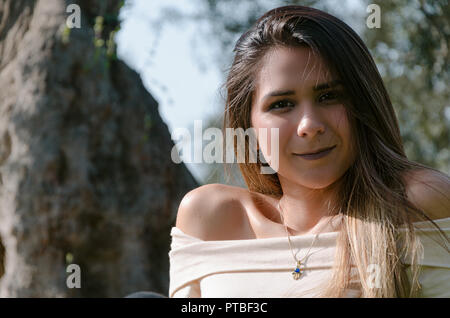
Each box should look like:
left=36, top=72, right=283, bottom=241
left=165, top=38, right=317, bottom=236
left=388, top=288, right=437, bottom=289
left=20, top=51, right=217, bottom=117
left=277, top=175, right=342, bottom=235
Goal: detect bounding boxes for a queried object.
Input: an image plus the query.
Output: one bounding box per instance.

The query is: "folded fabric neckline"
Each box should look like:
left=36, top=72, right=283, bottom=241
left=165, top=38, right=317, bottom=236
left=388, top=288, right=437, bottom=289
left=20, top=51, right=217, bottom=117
left=171, top=227, right=339, bottom=243
left=171, top=216, right=450, bottom=244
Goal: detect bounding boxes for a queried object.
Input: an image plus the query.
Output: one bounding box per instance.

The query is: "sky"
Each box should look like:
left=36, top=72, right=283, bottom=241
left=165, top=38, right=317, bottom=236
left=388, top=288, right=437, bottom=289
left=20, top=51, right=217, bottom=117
left=116, top=0, right=224, bottom=183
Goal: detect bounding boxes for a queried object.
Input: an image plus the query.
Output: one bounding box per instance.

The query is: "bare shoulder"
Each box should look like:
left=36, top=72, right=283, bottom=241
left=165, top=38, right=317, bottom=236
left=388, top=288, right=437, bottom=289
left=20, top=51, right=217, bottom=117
left=403, top=168, right=450, bottom=221
left=175, top=183, right=252, bottom=241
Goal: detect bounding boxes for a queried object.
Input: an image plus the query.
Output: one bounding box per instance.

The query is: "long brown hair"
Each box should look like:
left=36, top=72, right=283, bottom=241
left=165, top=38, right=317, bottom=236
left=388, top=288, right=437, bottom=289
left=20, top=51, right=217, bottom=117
left=221, top=5, right=449, bottom=297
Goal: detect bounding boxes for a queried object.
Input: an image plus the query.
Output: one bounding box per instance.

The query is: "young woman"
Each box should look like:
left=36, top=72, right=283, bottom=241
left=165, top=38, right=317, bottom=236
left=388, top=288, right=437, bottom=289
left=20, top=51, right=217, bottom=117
left=169, top=5, right=449, bottom=298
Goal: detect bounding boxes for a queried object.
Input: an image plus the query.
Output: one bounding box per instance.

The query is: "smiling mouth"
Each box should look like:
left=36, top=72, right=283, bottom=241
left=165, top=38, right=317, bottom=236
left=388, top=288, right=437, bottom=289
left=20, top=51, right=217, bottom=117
left=293, top=145, right=336, bottom=160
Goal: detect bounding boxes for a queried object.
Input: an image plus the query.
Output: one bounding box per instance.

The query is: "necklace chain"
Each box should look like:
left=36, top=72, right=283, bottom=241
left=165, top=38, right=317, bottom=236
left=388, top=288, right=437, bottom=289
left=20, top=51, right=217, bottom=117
left=277, top=199, right=322, bottom=279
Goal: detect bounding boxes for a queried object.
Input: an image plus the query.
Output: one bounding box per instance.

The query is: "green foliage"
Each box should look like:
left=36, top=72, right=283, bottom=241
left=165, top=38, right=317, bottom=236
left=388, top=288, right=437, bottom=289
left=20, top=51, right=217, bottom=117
left=65, top=252, right=74, bottom=264
left=61, top=25, right=71, bottom=45
left=362, top=0, right=450, bottom=173
left=87, top=13, right=121, bottom=76
left=144, top=114, right=153, bottom=130
left=140, top=114, right=153, bottom=144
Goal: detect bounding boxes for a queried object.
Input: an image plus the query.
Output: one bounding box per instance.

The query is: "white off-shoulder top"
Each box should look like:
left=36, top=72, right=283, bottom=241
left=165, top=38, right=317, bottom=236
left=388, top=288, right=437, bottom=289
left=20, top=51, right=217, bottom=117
left=168, top=217, right=450, bottom=298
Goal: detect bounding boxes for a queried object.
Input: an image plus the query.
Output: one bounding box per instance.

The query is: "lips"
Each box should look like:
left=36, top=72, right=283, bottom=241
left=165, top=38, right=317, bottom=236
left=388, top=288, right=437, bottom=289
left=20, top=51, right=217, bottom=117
left=295, top=145, right=336, bottom=156
left=292, top=145, right=336, bottom=161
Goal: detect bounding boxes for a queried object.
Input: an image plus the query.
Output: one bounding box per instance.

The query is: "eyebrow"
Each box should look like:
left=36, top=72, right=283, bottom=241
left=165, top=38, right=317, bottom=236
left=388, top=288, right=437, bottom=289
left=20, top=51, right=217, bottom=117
left=261, top=80, right=342, bottom=101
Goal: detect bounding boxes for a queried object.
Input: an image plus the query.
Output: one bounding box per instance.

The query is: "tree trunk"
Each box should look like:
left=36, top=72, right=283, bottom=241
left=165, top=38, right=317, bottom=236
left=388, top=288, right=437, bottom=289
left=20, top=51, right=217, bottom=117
left=0, top=0, right=197, bottom=297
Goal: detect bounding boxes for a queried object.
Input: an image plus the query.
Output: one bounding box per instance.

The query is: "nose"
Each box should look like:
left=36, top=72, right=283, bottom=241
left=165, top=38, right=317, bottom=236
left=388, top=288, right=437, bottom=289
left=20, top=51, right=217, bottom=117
left=296, top=107, right=325, bottom=138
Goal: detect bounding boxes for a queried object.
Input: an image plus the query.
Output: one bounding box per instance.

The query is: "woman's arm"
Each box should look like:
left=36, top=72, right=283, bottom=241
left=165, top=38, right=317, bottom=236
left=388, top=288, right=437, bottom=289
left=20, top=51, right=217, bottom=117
left=404, top=168, right=450, bottom=221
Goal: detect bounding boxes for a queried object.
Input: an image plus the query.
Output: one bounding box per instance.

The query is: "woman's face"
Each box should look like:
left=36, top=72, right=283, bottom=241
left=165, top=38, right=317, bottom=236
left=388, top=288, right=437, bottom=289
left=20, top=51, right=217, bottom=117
left=250, top=46, right=355, bottom=189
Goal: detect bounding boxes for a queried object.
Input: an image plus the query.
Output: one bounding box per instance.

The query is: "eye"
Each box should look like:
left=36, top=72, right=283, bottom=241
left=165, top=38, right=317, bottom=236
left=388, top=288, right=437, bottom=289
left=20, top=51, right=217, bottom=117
left=318, top=90, right=340, bottom=103
left=268, top=99, right=295, bottom=111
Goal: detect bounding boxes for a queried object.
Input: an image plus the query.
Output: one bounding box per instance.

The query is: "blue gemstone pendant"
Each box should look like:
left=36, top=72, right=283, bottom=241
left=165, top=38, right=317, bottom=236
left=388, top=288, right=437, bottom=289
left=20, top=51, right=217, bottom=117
left=292, top=260, right=302, bottom=280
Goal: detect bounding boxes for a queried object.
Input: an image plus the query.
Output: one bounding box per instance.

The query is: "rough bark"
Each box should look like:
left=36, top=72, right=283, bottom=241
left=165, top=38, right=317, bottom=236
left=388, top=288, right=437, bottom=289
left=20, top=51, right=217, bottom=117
left=0, top=0, right=197, bottom=297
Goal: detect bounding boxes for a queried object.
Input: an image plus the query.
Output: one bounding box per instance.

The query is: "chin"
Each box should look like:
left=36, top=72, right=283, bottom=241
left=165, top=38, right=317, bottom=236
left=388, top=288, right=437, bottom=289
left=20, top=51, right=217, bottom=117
left=295, top=171, right=343, bottom=190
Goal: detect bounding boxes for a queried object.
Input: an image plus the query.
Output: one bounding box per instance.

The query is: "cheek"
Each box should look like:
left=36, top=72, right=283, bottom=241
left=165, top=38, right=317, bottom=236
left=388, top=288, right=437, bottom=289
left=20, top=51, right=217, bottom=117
left=251, top=111, right=286, bottom=160
left=328, top=106, right=351, bottom=140
left=328, top=106, right=355, bottom=162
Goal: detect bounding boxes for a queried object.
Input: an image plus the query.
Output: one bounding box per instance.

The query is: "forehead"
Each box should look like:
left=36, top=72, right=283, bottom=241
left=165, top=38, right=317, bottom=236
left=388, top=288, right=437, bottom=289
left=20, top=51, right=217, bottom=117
left=254, top=46, right=332, bottom=98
